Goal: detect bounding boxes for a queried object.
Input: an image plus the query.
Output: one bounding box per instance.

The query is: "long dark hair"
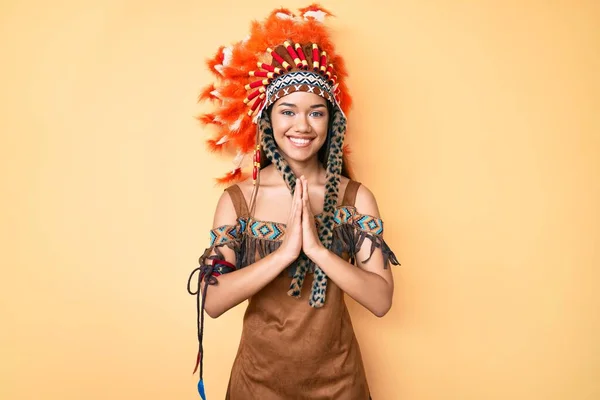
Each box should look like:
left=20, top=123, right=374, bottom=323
left=260, top=102, right=353, bottom=179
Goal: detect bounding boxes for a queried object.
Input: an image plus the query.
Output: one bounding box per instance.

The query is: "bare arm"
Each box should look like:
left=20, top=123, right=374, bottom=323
left=302, top=181, right=394, bottom=317
left=307, top=247, right=393, bottom=317
left=201, top=185, right=303, bottom=318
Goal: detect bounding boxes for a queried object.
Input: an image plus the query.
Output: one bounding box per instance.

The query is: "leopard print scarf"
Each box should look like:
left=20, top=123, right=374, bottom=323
left=258, top=108, right=346, bottom=308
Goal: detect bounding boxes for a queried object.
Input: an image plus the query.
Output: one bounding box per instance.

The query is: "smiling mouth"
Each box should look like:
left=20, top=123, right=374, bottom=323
left=287, top=136, right=315, bottom=148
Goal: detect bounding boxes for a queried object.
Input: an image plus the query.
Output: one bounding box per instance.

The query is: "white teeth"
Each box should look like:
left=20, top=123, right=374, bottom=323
left=289, top=137, right=311, bottom=145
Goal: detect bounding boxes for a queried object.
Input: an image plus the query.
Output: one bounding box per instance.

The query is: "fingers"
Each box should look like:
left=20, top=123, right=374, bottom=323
left=294, top=177, right=303, bottom=221
left=296, top=177, right=303, bottom=200
left=301, top=177, right=310, bottom=218
left=302, top=176, right=309, bottom=208
left=301, top=177, right=311, bottom=231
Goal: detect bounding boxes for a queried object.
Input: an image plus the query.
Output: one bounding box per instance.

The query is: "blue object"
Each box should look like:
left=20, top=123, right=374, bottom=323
left=197, top=379, right=206, bottom=400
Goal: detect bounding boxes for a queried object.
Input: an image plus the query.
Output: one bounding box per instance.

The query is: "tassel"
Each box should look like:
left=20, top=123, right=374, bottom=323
left=198, top=380, right=207, bottom=400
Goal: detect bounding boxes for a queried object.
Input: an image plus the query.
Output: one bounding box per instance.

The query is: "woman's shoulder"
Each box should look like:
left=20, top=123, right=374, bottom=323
left=349, top=180, right=381, bottom=218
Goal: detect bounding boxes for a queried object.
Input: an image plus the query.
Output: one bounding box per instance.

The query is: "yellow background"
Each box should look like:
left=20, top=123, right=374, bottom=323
left=1, top=0, right=598, bottom=399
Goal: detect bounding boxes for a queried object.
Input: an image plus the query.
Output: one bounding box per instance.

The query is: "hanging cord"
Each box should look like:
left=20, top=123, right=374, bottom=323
left=187, top=256, right=236, bottom=398
left=249, top=122, right=262, bottom=217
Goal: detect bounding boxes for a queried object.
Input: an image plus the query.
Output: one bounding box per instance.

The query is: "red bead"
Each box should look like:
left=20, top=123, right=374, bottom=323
left=252, top=166, right=258, bottom=180
left=255, top=150, right=260, bottom=163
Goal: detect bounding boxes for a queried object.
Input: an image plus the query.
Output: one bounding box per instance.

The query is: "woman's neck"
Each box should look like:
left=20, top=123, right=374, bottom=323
left=285, top=156, right=325, bottom=184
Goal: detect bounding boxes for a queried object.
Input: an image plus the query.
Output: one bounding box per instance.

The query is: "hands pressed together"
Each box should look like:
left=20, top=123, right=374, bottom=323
left=278, top=176, right=326, bottom=264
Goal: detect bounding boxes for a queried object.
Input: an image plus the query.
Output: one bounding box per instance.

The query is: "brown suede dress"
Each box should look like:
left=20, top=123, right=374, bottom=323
left=206, top=181, right=398, bottom=400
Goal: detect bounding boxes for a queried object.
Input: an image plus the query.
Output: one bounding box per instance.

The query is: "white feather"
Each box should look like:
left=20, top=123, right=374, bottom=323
left=222, top=46, right=233, bottom=67
left=303, top=10, right=327, bottom=22
left=233, top=150, right=245, bottom=166
left=229, top=115, right=244, bottom=131
left=276, top=12, right=294, bottom=20
left=216, top=135, right=229, bottom=145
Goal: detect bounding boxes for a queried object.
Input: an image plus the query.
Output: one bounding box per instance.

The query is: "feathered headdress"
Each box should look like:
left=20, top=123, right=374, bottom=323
left=197, top=3, right=352, bottom=185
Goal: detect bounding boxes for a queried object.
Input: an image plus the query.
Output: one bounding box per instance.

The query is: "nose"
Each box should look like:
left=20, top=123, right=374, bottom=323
left=294, top=114, right=311, bottom=133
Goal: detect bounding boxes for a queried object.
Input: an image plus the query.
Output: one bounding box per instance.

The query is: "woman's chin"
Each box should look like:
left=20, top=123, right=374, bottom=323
left=281, top=146, right=318, bottom=162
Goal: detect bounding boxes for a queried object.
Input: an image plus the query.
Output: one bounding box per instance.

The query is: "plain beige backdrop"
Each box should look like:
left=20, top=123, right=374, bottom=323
left=1, top=0, right=598, bottom=399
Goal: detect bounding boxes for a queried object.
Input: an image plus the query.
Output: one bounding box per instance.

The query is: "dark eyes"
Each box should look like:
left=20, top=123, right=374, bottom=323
left=281, top=110, right=325, bottom=117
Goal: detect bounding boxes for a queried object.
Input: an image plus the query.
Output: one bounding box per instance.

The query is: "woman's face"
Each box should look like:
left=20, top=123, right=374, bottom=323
left=270, top=91, right=329, bottom=163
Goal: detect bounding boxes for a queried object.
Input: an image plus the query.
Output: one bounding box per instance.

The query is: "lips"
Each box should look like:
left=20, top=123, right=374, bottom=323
left=287, top=136, right=315, bottom=148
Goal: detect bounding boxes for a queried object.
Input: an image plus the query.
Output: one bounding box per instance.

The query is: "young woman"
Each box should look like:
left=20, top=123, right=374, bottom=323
left=188, top=5, right=400, bottom=399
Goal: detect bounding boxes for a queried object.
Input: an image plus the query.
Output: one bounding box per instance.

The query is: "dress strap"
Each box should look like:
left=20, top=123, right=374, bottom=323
left=341, top=180, right=361, bottom=207
left=224, top=184, right=250, bottom=218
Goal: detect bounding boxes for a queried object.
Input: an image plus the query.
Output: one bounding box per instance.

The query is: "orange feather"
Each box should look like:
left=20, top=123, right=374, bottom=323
left=221, top=65, right=252, bottom=79
left=215, top=168, right=246, bottom=186
left=198, top=84, right=217, bottom=102
left=216, top=102, right=248, bottom=125
left=206, top=46, right=225, bottom=76
left=219, top=83, right=247, bottom=99
left=196, top=113, right=218, bottom=126
left=234, top=124, right=258, bottom=153
left=206, top=138, right=227, bottom=153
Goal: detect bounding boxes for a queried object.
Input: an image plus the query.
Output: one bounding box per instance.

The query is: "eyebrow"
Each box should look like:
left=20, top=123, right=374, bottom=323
left=277, top=102, right=327, bottom=109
